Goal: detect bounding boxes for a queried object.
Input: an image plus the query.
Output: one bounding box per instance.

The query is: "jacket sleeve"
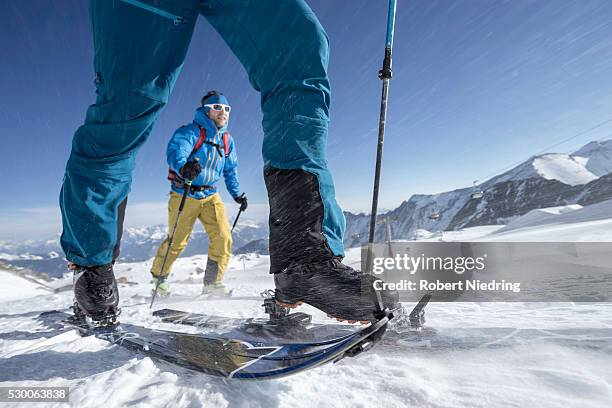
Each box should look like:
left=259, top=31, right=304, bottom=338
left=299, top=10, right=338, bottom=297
left=223, top=135, right=240, bottom=198
left=167, top=126, right=196, bottom=173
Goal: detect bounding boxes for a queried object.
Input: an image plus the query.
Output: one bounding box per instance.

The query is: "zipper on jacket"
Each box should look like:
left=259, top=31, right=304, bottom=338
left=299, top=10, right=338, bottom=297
left=212, top=131, right=223, bottom=183
left=203, top=151, right=213, bottom=186
left=119, top=0, right=185, bottom=25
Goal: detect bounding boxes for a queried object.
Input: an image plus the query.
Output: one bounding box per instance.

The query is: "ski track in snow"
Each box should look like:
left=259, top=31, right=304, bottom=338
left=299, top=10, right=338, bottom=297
left=1, top=220, right=612, bottom=407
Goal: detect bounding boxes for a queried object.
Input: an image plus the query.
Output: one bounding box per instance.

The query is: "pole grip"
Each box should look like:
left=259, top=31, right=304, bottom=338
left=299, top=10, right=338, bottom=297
left=178, top=158, right=198, bottom=212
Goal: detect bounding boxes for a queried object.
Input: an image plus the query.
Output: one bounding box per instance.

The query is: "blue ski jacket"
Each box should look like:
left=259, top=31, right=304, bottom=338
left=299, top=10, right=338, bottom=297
left=167, top=107, right=240, bottom=199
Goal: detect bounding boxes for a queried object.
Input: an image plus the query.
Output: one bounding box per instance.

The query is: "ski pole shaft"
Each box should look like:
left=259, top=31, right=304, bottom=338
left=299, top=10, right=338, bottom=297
left=231, top=209, right=242, bottom=232
left=150, top=160, right=198, bottom=309
left=369, top=0, right=396, bottom=245
left=231, top=193, right=245, bottom=232
left=367, top=0, right=397, bottom=317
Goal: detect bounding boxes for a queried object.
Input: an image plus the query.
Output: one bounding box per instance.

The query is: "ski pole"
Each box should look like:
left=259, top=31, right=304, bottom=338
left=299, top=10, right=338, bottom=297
left=366, top=0, right=397, bottom=318
left=231, top=193, right=245, bottom=232
left=150, top=160, right=198, bottom=309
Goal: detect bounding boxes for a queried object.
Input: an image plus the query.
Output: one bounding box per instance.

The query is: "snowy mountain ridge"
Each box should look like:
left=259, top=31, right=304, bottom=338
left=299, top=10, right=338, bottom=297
left=2, top=138, right=612, bottom=277
left=345, top=138, right=612, bottom=245
left=572, top=139, right=612, bottom=176
left=485, top=139, right=612, bottom=187
left=0, top=222, right=269, bottom=278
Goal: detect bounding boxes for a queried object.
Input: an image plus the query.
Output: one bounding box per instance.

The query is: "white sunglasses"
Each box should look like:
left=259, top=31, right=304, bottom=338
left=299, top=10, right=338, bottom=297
left=204, top=103, right=231, bottom=113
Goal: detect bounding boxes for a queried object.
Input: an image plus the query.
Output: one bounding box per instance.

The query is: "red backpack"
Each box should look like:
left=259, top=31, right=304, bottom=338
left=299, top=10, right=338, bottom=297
left=167, top=127, right=230, bottom=183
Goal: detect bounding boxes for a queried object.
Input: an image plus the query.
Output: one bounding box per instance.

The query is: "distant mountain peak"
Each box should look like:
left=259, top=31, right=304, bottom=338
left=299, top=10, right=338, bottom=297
left=486, top=139, right=612, bottom=187
left=571, top=138, right=612, bottom=177
left=572, top=139, right=612, bottom=156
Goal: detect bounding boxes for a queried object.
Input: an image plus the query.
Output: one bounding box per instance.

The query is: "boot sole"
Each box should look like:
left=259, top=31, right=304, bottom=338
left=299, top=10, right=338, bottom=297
left=275, top=299, right=370, bottom=325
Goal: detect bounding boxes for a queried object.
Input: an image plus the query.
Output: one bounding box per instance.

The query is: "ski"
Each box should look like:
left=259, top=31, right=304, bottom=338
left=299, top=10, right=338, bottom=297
left=152, top=294, right=430, bottom=331
left=151, top=294, right=612, bottom=353
left=149, top=307, right=442, bottom=354
left=38, top=310, right=390, bottom=380
left=128, top=292, right=265, bottom=305
left=151, top=294, right=430, bottom=344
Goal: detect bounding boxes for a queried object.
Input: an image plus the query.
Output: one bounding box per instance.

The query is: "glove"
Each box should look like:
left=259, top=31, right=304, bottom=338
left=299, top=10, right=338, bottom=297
left=234, top=194, right=248, bottom=211
left=180, top=160, right=202, bottom=181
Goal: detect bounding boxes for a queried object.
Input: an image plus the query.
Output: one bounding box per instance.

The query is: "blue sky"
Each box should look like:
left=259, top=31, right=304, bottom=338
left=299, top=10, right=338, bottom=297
left=3, top=0, right=612, bottom=240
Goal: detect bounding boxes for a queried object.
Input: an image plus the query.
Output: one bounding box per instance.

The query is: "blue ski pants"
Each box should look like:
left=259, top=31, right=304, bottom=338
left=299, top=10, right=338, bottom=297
left=60, top=0, right=346, bottom=266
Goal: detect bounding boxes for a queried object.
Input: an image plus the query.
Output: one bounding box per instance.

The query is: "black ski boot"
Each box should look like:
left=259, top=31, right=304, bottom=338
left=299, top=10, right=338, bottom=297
left=265, top=168, right=400, bottom=323
left=71, top=263, right=120, bottom=328
left=274, top=258, right=399, bottom=322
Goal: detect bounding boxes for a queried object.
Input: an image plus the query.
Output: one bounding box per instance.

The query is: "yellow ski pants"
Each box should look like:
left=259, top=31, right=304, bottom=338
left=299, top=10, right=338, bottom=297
left=151, top=192, right=232, bottom=283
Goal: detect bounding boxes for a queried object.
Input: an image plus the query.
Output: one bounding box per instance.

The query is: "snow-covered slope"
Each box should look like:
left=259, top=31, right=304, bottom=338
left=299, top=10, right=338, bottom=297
left=495, top=204, right=583, bottom=233
left=1, top=252, right=611, bottom=407
left=412, top=199, right=612, bottom=243
left=1, top=207, right=612, bottom=407
left=533, top=154, right=598, bottom=185
left=481, top=199, right=612, bottom=241
left=0, top=269, right=47, bottom=302
left=487, top=153, right=598, bottom=186
left=488, top=139, right=612, bottom=187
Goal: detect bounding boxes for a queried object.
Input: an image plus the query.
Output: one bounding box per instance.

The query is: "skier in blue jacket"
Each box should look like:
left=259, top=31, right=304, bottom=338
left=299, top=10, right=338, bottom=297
left=61, top=0, right=398, bottom=327
left=150, top=91, right=246, bottom=297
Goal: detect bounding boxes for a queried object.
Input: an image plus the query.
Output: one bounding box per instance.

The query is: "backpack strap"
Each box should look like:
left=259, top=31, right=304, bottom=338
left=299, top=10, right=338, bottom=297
left=166, top=128, right=230, bottom=187
left=185, top=126, right=230, bottom=162
left=192, top=127, right=206, bottom=156
left=222, top=132, right=230, bottom=158
left=197, top=130, right=231, bottom=159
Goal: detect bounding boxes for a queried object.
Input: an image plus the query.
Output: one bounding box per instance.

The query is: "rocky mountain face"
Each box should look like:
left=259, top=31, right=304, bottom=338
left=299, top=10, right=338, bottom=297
left=344, top=139, right=612, bottom=245
left=235, top=238, right=269, bottom=255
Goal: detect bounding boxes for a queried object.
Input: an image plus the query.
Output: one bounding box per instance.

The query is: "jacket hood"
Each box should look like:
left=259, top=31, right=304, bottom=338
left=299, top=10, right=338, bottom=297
left=194, top=107, right=228, bottom=136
